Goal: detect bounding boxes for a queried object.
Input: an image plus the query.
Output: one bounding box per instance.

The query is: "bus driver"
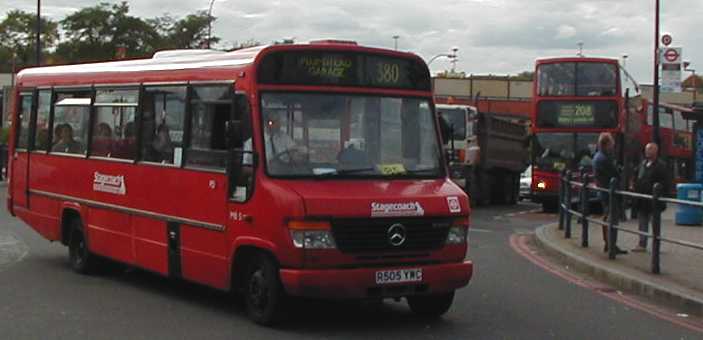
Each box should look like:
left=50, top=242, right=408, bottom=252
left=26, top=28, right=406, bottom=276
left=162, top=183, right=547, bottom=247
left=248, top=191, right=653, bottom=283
left=243, top=112, right=307, bottom=167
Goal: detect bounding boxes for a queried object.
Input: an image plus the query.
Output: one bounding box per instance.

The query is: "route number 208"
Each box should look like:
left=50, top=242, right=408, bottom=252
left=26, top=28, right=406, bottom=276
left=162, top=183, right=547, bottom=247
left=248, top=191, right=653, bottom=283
left=376, top=63, right=400, bottom=84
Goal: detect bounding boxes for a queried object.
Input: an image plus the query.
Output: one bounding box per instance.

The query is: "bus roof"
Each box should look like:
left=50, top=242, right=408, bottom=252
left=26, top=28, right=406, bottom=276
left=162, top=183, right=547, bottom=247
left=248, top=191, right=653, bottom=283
left=535, top=56, right=619, bottom=64
left=16, top=41, right=427, bottom=87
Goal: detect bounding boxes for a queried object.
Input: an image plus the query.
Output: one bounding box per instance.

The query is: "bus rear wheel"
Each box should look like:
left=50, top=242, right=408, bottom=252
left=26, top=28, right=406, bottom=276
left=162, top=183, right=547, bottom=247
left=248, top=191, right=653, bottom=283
left=244, top=254, right=284, bottom=326
left=68, top=220, right=98, bottom=275
left=407, top=291, right=455, bottom=318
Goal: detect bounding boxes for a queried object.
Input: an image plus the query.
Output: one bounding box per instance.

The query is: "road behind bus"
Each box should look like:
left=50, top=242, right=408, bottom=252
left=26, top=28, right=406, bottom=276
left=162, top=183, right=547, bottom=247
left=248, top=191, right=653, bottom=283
left=0, top=188, right=698, bottom=339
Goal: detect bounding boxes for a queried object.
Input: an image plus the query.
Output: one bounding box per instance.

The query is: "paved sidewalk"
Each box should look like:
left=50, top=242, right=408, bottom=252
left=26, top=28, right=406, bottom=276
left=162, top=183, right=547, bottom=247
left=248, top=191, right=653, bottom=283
left=535, top=209, right=703, bottom=316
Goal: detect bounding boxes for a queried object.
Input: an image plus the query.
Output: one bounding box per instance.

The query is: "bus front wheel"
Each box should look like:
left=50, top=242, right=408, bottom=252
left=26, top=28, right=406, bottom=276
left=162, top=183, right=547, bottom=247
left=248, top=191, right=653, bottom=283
left=68, top=220, right=98, bottom=275
left=244, top=254, right=284, bottom=326
left=407, top=291, right=455, bottom=318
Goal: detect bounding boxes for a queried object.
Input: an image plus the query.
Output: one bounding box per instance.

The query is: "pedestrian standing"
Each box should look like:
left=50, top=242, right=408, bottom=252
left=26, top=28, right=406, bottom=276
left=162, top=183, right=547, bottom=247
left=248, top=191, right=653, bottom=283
left=592, top=132, right=627, bottom=254
left=632, top=143, right=670, bottom=252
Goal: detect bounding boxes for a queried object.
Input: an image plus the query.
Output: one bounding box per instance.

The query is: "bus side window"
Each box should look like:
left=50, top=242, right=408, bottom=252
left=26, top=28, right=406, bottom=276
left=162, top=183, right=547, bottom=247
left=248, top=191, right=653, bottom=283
left=33, top=90, right=52, bottom=151
left=141, top=86, right=186, bottom=165
left=16, top=93, right=33, bottom=150
left=52, top=91, right=92, bottom=155
left=186, top=85, right=232, bottom=170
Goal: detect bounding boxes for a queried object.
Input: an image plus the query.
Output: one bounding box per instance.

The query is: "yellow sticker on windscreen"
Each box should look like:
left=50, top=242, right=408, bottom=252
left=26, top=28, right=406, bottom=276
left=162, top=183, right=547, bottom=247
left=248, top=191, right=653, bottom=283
left=377, top=164, right=406, bottom=175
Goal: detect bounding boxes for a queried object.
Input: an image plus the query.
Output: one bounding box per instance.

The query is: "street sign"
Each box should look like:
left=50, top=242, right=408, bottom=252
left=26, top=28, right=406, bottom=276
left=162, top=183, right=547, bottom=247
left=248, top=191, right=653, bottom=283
left=662, top=34, right=672, bottom=47
left=664, top=48, right=680, bottom=63
left=661, top=47, right=683, bottom=93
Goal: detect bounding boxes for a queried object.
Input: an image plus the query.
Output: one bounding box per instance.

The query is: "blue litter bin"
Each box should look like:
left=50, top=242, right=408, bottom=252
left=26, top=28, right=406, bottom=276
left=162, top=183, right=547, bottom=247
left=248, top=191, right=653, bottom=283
left=675, top=183, right=703, bottom=225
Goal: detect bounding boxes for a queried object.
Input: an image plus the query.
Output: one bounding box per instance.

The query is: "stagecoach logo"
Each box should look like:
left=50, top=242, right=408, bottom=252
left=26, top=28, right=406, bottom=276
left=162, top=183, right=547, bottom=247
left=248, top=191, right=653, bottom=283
left=93, top=172, right=126, bottom=195
left=447, top=196, right=462, bottom=213
left=371, top=201, right=424, bottom=217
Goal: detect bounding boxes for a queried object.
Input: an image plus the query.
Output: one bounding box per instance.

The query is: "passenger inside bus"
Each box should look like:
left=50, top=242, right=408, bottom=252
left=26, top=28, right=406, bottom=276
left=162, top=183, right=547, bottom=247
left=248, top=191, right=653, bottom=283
left=92, top=122, right=113, bottom=157
left=112, top=121, right=136, bottom=159
left=52, top=123, right=84, bottom=154
left=152, top=122, right=173, bottom=162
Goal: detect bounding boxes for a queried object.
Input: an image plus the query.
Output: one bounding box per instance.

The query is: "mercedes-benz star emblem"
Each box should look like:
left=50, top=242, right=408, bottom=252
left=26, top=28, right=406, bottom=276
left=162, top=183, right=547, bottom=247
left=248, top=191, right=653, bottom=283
left=387, top=223, right=407, bottom=247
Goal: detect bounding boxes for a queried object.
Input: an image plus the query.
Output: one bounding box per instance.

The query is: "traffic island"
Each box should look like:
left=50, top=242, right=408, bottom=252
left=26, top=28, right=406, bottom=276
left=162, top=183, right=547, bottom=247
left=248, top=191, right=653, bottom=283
left=534, top=219, right=703, bottom=317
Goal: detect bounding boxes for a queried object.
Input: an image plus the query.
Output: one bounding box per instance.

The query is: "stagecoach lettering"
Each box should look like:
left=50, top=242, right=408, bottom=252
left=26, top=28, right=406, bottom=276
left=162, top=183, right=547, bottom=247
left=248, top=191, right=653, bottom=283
left=93, top=171, right=127, bottom=195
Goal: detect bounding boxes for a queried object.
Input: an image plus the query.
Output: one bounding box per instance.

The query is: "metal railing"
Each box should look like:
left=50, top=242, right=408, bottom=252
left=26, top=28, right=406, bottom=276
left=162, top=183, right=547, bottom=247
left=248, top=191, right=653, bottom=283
left=558, top=169, right=703, bottom=274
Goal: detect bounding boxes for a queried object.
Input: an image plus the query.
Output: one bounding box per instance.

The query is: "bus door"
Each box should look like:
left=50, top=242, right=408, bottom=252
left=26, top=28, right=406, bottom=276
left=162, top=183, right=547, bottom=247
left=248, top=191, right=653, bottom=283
left=11, top=91, right=34, bottom=210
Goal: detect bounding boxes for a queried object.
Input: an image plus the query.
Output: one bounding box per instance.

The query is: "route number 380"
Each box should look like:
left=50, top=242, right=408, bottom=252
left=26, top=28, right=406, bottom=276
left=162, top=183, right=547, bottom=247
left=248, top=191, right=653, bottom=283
left=376, top=63, right=400, bottom=84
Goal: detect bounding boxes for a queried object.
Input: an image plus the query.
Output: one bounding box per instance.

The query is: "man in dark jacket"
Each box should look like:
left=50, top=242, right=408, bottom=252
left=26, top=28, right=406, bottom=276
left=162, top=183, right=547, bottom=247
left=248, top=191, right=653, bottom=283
left=632, top=143, right=670, bottom=252
left=592, top=132, right=626, bottom=254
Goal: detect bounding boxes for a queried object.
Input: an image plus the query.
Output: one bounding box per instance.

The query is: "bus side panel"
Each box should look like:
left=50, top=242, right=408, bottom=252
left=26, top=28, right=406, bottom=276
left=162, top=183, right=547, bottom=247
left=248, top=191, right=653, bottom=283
left=132, top=215, right=168, bottom=276
left=180, top=225, right=229, bottom=290
left=86, top=208, right=135, bottom=265
left=27, top=194, right=61, bottom=241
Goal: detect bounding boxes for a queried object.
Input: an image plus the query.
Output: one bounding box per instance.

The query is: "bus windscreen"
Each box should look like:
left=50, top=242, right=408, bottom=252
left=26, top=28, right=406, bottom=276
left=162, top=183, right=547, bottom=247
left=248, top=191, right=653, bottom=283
left=258, top=51, right=431, bottom=91
left=536, top=100, right=618, bottom=128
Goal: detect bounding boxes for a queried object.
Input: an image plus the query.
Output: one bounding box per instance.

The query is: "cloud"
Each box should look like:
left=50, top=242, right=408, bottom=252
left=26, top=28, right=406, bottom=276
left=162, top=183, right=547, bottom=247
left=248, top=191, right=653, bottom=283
left=2, top=0, right=702, bottom=82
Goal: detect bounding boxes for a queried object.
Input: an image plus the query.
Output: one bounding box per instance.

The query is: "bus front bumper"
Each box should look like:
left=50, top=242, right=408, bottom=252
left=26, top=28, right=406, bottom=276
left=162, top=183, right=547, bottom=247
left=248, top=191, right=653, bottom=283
left=279, top=261, right=473, bottom=299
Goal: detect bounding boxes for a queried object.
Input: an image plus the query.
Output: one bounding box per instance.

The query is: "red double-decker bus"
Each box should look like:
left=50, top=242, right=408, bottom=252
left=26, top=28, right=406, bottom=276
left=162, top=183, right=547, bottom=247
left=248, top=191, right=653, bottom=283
left=624, top=98, right=695, bottom=189
left=530, top=57, right=623, bottom=211
left=8, top=41, right=472, bottom=325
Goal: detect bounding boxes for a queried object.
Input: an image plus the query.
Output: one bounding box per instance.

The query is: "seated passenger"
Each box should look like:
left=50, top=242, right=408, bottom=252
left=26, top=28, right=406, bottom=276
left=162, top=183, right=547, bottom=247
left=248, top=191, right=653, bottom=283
left=112, top=122, right=136, bottom=159
left=52, top=124, right=84, bottom=154
left=152, top=123, right=174, bottom=163
left=92, top=122, right=113, bottom=157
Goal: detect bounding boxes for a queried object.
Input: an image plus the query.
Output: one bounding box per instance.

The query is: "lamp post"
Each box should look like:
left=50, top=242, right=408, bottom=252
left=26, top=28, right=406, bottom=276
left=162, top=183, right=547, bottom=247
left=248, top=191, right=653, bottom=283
left=207, top=0, right=216, bottom=49
left=36, top=0, right=41, bottom=66
left=392, top=35, right=400, bottom=50
left=652, top=0, right=661, bottom=146
left=427, top=48, right=458, bottom=66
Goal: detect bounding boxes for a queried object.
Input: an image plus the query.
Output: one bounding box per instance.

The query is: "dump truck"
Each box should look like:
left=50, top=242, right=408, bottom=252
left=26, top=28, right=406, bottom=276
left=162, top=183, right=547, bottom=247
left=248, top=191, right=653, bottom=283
left=437, top=104, right=529, bottom=205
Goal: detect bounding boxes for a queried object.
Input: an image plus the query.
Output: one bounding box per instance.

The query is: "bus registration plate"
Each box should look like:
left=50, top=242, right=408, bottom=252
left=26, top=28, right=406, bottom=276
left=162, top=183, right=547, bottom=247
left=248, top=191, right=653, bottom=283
left=375, top=268, right=423, bottom=284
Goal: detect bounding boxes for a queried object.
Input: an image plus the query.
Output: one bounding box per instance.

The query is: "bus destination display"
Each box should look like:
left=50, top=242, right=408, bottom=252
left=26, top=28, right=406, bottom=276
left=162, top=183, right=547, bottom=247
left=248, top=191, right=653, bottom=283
left=537, top=100, right=617, bottom=128
left=258, top=51, right=431, bottom=90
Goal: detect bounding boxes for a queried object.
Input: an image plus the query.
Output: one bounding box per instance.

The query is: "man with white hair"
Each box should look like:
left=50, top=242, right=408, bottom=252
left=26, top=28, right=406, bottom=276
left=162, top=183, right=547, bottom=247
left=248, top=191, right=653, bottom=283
left=632, top=143, right=670, bottom=252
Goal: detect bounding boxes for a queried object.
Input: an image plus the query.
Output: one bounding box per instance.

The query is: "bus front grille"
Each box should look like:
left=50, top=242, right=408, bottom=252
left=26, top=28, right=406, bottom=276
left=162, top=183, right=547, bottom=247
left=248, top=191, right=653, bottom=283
left=331, top=218, right=450, bottom=254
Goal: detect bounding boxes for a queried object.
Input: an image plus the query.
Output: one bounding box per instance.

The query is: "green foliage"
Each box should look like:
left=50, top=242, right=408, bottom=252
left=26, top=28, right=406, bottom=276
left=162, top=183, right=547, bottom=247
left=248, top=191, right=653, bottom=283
left=0, top=10, right=58, bottom=70
left=56, top=2, right=161, bottom=62
left=0, top=2, right=230, bottom=67
left=511, top=71, right=535, bottom=81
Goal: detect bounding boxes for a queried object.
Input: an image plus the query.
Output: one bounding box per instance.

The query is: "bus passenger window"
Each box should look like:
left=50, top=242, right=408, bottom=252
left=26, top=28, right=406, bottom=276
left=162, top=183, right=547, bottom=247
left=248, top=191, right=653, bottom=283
left=92, top=89, right=138, bottom=159
left=52, top=92, right=91, bottom=155
left=186, top=86, right=232, bottom=170
left=16, top=93, right=33, bottom=150
left=34, top=90, right=52, bottom=151
left=141, top=86, right=186, bottom=165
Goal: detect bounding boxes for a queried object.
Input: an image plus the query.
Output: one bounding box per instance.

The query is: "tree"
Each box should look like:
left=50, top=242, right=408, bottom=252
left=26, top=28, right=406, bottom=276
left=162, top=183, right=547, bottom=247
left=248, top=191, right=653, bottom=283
left=56, top=2, right=160, bottom=62
left=167, top=11, right=219, bottom=49
left=511, top=71, right=534, bottom=81
left=0, top=10, right=58, bottom=69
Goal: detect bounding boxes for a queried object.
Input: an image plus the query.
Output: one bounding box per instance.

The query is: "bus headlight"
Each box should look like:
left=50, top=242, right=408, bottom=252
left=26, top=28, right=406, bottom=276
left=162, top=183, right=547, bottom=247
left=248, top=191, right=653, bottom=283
left=288, top=220, right=336, bottom=249
left=446, top=218, right=469, bottom=244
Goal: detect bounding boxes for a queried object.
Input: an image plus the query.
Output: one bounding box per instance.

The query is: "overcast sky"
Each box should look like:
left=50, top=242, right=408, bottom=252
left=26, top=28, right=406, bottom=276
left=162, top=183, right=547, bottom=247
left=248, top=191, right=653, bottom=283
left=5, top=0, right=701, bottom=84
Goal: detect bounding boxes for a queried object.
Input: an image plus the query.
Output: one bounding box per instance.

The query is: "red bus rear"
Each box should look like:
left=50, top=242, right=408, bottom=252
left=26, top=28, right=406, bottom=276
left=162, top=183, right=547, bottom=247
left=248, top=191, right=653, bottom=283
left=531, top=57, right=623, bottom=211
left=7, top=42, right=472, bottom=325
